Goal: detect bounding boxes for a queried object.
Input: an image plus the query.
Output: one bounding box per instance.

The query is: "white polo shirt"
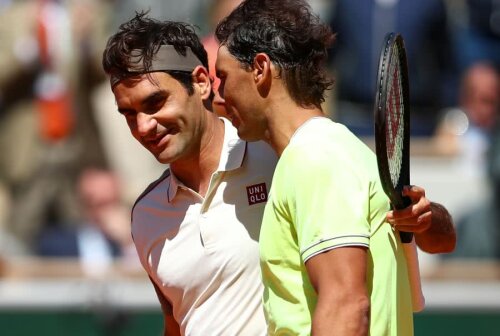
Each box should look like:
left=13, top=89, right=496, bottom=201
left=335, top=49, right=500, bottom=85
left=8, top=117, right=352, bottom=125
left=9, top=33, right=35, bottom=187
left=131, top=118, right=277, bottom=336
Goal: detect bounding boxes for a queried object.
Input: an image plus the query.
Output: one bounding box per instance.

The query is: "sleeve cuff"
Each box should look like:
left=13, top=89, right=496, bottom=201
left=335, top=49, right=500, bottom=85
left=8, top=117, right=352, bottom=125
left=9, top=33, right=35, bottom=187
left=301, top=234, right=370, bottom=263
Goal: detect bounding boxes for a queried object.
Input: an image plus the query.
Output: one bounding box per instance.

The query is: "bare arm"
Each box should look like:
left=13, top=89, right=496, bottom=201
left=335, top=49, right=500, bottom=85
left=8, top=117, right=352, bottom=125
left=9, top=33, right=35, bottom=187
left=149, top=277, right=181, bottom=336
left=386, top=186, right=456, bottom=253
left=305, top=247, right=370, bottom=336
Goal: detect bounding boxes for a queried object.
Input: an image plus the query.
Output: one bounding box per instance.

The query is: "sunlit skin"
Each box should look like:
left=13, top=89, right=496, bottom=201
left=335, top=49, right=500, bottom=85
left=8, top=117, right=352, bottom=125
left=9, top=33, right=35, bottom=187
left=113, top=72, right=202, bottom=163
left=112, top=68, right=224, bottom=195
left=215, top=46, right=270, bottom=143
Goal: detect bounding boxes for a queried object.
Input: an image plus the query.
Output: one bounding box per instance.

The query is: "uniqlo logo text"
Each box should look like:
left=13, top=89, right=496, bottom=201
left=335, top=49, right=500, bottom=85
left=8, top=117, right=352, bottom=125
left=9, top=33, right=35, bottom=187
left=246, top=183, right=268, bottom=205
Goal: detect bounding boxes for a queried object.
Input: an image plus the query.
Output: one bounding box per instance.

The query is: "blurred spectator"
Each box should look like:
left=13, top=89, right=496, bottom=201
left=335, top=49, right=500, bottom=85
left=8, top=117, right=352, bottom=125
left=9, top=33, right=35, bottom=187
left=457, top=62, right=499, bottom=171
left=0, top=0, right=109, bottom=254
left=36, top=167, right=137, bottom=277
left=442, top=62, right=500, bottom=259
left=435, top=62, right=499, bottom=174
left=461, top=63, right=499, bottom=130
left=328, top=0, right=457, bottom=136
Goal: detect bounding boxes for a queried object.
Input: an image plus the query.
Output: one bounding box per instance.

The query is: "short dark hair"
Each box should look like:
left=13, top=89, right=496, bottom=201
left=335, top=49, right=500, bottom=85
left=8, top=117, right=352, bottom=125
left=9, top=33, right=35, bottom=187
left=102, top=12, right=209, bottom=96
left=215, top=0, right=335, bottom=108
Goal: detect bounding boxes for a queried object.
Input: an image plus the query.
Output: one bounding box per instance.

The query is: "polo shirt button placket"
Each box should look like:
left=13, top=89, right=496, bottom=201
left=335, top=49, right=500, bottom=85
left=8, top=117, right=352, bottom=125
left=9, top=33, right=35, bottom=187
left=199, top=172, right=223, bottom=250
left=198, top=210, right=207, bottom=248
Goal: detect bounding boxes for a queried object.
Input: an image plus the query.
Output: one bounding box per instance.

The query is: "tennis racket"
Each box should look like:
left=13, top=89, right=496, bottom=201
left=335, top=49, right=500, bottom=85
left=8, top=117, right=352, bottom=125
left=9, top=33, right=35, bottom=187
left=374, top=32, right=413, bottom=244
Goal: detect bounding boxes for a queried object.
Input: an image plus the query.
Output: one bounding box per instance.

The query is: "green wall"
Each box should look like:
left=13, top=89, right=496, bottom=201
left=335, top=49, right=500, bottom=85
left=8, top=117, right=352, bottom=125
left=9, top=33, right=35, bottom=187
left=414, top=310, right=500, bottom=336
left=0, top=309, right=499, bottom=335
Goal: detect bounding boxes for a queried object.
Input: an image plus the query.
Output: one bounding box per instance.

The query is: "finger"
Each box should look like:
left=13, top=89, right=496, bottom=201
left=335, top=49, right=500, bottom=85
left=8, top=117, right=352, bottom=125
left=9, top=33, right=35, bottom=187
left=386, top=210, right=393, bottom=220
left=388, top=186, right=427, bottom=219
left=388, top=209, right=432, bottom=225
left=402, top=185, right=425, bottom=200
left=395, top=197, right=430, bottom=220
left=389, top=204, right=419, bottom=220
left=391, top=212, right=432, bottom=233
left=396, top=223, right=431, bottom=233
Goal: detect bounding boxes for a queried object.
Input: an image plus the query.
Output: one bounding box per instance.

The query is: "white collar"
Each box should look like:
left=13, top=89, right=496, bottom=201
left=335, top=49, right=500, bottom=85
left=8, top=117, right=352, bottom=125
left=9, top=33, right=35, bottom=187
left=167, top=118, right=247, bottom=201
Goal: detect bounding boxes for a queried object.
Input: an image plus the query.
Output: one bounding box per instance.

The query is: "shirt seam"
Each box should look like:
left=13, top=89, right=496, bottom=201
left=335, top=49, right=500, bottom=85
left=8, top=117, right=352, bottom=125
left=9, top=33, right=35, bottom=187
left=302, top=242, right=370, bottom=263
left=300, top=234, right=370, bottom=257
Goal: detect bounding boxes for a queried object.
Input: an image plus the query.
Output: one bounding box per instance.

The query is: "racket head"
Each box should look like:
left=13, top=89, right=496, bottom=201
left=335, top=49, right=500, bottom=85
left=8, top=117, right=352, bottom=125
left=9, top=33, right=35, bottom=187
left=374, top=32, right=411, bottom=211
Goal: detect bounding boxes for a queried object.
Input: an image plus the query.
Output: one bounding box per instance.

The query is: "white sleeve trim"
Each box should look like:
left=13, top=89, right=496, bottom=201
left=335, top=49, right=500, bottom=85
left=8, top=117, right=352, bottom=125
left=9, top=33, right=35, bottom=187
left=303, top=242, right=370, bottom=263
left=300, top=234, right=370, bottom=263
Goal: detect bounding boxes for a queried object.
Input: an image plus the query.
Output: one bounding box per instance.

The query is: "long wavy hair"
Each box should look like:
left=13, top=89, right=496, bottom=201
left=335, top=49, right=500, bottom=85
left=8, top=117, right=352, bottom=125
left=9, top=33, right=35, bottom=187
left=216, top=0, right=335, bottom=108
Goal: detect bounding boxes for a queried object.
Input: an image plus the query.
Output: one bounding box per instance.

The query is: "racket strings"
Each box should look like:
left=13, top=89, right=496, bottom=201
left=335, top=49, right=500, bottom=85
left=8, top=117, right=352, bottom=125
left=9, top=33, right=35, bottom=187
left=385, top=47, right=404, bottom=188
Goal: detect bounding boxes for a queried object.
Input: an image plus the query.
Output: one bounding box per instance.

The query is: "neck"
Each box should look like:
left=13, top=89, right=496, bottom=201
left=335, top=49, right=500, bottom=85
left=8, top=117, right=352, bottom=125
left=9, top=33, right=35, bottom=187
left=265, top=100, right=324, bottom=156
left=258, top=70, right=325, bottom=156
left=170, top=114, right=224, bottom=197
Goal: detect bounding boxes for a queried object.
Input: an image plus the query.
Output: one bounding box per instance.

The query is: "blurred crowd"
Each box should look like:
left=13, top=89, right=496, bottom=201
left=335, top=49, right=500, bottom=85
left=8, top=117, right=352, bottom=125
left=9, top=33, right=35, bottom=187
left=0, top=0, right=499, bottom=275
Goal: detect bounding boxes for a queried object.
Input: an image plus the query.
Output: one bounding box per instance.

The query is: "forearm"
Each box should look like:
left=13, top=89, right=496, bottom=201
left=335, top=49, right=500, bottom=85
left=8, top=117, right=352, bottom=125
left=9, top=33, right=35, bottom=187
left=312, top=294, right=369, bottom=336
left=415, top=202, right=456, bottom=254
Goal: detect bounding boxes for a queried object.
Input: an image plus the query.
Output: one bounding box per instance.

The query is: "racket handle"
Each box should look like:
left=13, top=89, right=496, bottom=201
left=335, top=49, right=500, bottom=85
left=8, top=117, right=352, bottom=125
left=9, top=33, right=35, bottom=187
left=400, top=231, right=413, bottom=243
left=399, top=195, right=413, bottom=243
left=402, top=239, right=425, bottom=312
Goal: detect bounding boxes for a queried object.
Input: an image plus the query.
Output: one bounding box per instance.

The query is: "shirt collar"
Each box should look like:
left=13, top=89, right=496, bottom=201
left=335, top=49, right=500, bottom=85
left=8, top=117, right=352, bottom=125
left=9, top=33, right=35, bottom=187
left=167, top=118, right=247, bottom=202
left=218, top=117, right=247, bottom=172
left=167, top=171, right=182, bottom=202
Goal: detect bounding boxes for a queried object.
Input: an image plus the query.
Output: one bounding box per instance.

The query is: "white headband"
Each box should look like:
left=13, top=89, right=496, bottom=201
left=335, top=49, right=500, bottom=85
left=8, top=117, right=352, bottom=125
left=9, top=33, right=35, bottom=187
left=110, top=45, right=203, bottom=87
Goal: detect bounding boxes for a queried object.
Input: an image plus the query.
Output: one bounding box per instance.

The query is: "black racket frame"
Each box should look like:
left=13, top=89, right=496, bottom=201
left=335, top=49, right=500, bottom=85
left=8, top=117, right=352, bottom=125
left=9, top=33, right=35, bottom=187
left=374, top=32, right=413, bottom=243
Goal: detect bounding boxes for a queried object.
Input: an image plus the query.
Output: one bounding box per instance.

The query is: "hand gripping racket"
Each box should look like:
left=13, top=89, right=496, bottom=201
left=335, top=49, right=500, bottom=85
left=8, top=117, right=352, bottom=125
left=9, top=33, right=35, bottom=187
left=374, top=32, right=413, bottom=244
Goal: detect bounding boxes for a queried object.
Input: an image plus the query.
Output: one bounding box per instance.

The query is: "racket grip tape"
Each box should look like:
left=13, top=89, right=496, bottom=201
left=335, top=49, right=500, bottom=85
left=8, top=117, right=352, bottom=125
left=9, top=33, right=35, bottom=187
left=399, top=231, right=414, bottom=244
left=399, top=195, right=413, bottom=243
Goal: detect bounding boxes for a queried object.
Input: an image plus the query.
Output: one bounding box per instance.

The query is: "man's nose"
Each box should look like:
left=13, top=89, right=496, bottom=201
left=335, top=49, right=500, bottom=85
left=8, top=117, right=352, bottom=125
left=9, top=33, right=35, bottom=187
left=136, top=112, right=157, bottom=136
left=212, top=91, right=230, bottom=119
left=213, top=90, right=225, bottom=105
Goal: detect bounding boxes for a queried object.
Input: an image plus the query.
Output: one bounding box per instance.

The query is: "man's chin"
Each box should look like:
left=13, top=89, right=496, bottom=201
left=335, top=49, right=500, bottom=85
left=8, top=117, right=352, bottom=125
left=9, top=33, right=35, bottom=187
left=155, top=149, right=188, bottom=165
left=237, top=129, right=260, bottom=142
left=152, top=151, right=173, bottom=164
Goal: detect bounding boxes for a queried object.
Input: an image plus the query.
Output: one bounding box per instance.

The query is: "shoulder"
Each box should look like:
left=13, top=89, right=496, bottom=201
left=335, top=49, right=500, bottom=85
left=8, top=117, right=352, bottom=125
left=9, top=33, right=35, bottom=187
left=129, top=169, right=172, bottom=250
left=282, top=120, right=343, bottom=164
left=280, top=120, right=377, bottom=181
left=132, top=168, right=171, bottom=213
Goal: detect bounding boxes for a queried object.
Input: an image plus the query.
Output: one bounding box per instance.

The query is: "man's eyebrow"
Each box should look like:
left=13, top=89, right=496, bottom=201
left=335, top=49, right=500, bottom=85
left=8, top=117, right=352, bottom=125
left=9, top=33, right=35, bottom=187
left=142, top=90, right=168, bottom=106
left=117, top=106, right=132, bottom=114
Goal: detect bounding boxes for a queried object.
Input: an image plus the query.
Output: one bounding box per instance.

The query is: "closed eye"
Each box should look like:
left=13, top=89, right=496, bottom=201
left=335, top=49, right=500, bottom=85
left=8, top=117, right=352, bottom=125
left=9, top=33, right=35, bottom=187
left=217, top=76, right=226, bottom=98
left=118, top=108, right=135, bottom=117
left=143, top=91, right=168, bottom=114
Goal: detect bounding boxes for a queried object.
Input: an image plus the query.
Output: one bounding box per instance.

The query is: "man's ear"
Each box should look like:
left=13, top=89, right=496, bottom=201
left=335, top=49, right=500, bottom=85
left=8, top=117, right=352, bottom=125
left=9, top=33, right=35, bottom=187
left=253, top=53, right=271, bottom=95
left=192, top=65, right=212, bottom=100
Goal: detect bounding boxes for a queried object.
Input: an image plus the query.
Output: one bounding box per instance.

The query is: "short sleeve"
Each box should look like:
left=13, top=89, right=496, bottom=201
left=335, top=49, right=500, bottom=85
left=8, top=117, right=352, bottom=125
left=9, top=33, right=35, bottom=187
left=283, top=145, right=371, bottom=263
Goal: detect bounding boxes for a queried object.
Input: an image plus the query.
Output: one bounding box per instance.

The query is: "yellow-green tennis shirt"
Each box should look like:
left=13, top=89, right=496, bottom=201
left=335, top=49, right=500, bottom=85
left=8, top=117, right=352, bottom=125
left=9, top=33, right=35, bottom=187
left=260, top=117, right=413, bottom=336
